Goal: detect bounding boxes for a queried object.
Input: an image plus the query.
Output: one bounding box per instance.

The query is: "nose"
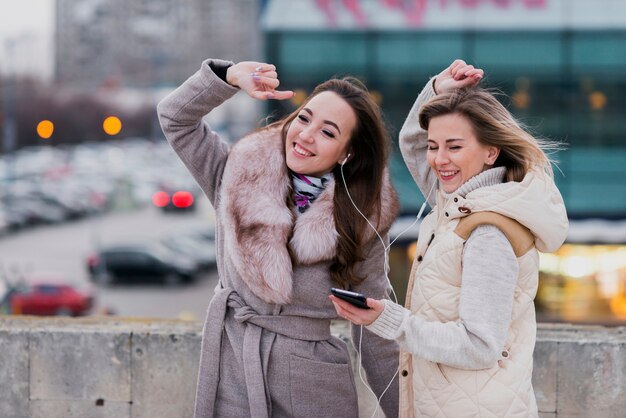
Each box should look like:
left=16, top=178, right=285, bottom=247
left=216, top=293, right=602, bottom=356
left=299, top=127, right=314, bottom=143
left=434, top=149, right=450, bottom=166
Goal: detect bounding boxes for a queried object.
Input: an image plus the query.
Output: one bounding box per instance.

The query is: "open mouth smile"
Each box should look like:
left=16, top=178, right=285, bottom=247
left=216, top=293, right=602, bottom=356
left=293, top=143, right=315, bottom=157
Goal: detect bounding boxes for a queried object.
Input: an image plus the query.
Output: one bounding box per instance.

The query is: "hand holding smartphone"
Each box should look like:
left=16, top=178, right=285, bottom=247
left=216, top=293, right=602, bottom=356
left=330, top=288, right=370, bottom=310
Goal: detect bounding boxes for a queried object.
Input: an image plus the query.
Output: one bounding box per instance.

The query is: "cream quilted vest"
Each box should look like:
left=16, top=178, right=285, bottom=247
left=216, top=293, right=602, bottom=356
left=399, top=171, right=568, bottom=418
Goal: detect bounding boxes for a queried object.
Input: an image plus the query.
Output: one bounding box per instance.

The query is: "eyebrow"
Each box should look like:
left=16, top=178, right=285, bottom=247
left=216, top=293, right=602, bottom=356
left=427, top=138, right=465, bottom=144
left=303, top=108, right=342, bottom=134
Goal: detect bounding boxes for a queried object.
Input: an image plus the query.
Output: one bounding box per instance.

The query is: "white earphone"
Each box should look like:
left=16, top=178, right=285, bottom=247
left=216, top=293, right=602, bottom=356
left=339, top=159, right=435, bottom=418
left=341, top=153, right=351, bottom=166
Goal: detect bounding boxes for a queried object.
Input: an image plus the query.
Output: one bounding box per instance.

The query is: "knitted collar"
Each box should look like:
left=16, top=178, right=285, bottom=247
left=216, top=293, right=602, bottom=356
left=441, top=166, right=506, bottom=199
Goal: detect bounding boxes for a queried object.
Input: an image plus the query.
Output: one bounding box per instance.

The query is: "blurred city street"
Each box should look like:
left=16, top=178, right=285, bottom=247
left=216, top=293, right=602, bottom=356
left=0, top=190, right=219, bottom=320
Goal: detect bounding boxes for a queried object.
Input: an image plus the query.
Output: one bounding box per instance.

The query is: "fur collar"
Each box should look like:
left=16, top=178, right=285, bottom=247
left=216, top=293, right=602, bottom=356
left=218, top=129, right=399, bottom=304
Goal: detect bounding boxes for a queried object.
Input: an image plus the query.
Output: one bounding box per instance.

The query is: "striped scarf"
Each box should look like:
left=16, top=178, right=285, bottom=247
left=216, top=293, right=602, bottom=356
left=291, top=172, right=331, bottom=214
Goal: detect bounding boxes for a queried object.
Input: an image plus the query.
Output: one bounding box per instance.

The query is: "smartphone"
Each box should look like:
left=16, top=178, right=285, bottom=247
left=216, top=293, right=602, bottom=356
left=330, top=288, right=370, bottom=310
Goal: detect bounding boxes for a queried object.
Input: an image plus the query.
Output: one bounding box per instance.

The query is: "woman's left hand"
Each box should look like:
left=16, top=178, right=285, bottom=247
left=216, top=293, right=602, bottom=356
left=226, top=61, right=294, bottom=101
left=329, top=295, right=384, bottom=326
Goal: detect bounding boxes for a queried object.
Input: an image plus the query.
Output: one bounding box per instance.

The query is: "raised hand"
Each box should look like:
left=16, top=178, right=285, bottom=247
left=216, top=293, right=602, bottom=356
left=226, top=61, right=294, bottom=101
left=433, top=59, right=484, bottom=94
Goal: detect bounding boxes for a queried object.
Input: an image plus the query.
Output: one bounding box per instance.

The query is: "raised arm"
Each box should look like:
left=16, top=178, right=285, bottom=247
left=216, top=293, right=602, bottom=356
left=157, top=59, right=293, bottom=205
left=157, top=59, right=238, bottom=205
left=399, top=60, right=484, bottom=207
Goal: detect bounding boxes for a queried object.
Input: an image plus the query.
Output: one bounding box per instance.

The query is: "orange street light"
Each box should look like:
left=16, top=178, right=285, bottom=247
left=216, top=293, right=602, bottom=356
left=37, top=120, right=54, bottom=139
left=103, top=116, right=122, bottom=136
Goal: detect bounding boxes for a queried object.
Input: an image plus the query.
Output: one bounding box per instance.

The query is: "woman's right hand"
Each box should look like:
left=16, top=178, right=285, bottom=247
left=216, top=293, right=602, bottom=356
left=433, top=59, right=484, bottom=94
left=226, top=61, right=294, bottom=101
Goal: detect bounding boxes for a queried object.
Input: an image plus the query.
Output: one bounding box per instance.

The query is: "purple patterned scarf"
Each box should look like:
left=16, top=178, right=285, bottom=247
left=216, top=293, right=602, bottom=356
left=291, top=171, right=331, bottom=214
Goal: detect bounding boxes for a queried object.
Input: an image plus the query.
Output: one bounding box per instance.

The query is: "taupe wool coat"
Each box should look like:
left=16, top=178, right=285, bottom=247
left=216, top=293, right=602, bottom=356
left=157, top=59, right=400, bottom=418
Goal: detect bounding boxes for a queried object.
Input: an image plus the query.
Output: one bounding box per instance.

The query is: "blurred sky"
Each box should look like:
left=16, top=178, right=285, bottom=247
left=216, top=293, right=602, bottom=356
left=0, top=0, right=54, bottom=80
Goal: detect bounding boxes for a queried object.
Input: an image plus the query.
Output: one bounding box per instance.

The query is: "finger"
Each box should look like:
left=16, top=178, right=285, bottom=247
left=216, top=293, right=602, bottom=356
left=465, top=68, right=484, bottom=78
left=268, top=90, right=294, bottom=100
left=259, top=70, right=278, bottom=79
left=332, top=301, right=350, bottom=320
left=250, top=90, right=270, bottom=101
left=366, top=298, right=385, bottom=312
left=254, top=64, right=276, bottom=73
left=451, top=65, right=469, bottom=79
left=253, top=75, right=280, bottom=90
left=449, top=59, right=466, bottom=76
left=450, top=59, right=466, bottom=71
left=251, top=71, right=278, bottom=78
left=329, top=296, right=350, bottom=313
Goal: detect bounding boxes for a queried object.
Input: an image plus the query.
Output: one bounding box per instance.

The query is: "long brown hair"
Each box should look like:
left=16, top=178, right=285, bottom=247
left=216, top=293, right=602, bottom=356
left=418, top=87, right=561, bottom=182
left=275, top=77, right=391, bottom=288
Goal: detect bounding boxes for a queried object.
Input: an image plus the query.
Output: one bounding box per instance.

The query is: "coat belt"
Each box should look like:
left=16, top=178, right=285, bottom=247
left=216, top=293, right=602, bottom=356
left=194, top=286, right=332, bottom=418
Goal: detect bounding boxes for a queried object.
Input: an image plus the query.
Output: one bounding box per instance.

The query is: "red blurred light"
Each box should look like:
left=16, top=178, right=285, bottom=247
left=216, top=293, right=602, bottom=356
left=172, top=191, right=194, bottom=208
left=152, top=191, right=170, bottom=207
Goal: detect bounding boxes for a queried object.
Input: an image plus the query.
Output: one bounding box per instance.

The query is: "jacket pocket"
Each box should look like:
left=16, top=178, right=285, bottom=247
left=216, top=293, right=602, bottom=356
left=289, top=354, right=358, bottom=418
left=436, top=363, right=450, bottom=384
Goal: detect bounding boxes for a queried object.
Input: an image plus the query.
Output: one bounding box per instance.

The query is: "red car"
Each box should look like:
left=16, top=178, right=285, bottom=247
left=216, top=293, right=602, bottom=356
left=10, top=283, right=94, bottom=316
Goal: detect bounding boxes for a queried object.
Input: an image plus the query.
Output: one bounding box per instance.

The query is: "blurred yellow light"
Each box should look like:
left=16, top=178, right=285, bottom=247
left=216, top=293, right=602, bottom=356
left=290, top=89, right=308, bottom=107
left=512, top=91, right=530, bottom=109
left=589, top=91, right=607, bottom=110
left=103, top=116, right=122, bottom=136
left=37, top=120, right=54, bottom=139
left=370, top=90, right=382, bottom=105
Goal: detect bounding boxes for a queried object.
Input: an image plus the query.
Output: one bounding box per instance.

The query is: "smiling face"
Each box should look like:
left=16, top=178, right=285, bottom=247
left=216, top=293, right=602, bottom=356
left=285, top=91, right=356, bottom=177
left=427, top=113, right=500, bottom=193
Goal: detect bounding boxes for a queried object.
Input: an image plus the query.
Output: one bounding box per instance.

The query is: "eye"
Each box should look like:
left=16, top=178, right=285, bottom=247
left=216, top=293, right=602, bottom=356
left=297, top=114, right=309, bottom=123
left=322, top=129, right=336, bottom=138
left=449, top=146, right=462, bottom=150
left=427, top=146, right=438, bottom=151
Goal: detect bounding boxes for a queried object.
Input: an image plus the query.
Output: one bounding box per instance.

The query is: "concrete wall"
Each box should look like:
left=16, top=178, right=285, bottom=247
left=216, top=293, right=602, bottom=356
left=1, top=317, right=625, bottom=418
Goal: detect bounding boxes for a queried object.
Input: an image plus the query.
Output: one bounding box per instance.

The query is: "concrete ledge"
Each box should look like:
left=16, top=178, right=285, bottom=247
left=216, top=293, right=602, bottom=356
left=1, top=317, right=625, bottom=417
left=1, top=317, right=201, bottom=418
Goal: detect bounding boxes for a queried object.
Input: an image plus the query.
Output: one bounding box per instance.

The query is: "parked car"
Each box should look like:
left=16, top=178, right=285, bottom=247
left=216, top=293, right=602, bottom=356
left=9, top=282, right=94, bottom=316
left=160, top=233, right=217, bottom=271
left=87, top=243, right=200, bottom=286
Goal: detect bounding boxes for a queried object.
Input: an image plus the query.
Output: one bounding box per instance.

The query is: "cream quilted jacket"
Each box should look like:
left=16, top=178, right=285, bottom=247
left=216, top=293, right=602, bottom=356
left=399, top=170, right=568, bottom=418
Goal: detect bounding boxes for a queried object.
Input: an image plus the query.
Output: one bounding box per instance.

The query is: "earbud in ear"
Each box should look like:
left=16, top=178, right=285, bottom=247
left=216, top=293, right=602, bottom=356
left=341, top=153, right=351, bottom=166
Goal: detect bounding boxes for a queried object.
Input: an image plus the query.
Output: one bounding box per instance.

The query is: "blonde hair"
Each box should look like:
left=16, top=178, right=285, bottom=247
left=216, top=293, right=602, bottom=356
left=418, top=87, right=561, bottom=182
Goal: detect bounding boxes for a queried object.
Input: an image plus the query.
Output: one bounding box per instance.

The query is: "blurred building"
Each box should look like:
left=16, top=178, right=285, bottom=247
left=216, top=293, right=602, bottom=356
left=55, top=0, right=262, bottom=88
left=262, top=0, right=626, bottom=325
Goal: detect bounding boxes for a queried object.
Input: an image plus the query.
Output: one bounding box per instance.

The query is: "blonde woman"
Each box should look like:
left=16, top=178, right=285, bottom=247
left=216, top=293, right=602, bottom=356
left=331, top=60, right=569, bottom=417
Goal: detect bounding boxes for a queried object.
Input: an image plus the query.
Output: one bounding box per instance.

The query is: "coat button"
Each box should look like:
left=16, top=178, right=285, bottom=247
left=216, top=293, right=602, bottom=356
left=502, top=350, right=509, bottom=358
left=401, top=370, right=408, bottom=377
left=444, top=212, right=449, bottom=217
left=458, top=207, right=471, bottom=213
left=417, top=255, right=423, bottom=262
left=453, top=197, right=458, bottom=203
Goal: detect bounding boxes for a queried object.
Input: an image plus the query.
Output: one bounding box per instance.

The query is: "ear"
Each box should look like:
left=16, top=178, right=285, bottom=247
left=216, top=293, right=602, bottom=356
left=339, top=151, right=352, bottom=166
left=485, top=146, right=500, bottom=165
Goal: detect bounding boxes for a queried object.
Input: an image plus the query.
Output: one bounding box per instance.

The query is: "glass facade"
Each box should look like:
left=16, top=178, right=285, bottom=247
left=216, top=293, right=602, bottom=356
left=266, top=30, right=626, bottom=217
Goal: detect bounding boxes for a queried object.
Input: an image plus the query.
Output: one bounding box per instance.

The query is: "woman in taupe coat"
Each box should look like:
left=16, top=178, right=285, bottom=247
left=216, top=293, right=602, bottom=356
left=157, top=59, right=400, bottom=418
